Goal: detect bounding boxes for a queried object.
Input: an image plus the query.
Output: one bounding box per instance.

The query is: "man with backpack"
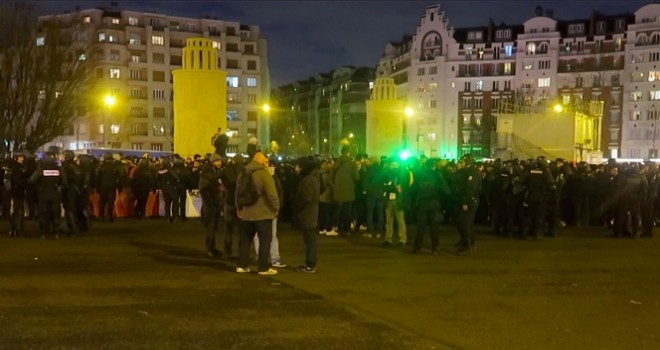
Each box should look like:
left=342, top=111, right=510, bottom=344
left=235, top=151, right=279, bottom=275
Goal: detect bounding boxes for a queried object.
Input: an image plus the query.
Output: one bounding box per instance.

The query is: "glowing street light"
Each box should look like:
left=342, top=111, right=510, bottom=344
left=262, top=104, right=271, bottom=113
left=104, top=94, right=116, bottom=107
left=349, top=133, right=354, bottom=139
left=102, top=94, right=116, bottom=146
left=553, top=104, right=564, bottom=113
left=405, top=107, right=414, bottom=118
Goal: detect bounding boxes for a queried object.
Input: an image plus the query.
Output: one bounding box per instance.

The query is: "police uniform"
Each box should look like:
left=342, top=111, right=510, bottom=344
left=61, top=150, right=83, bottom=235
left=522, top=158, right=555, bottom=240
left=29, top=148, right=67, bottom=238
left=455, top=154, right=482, bottom=255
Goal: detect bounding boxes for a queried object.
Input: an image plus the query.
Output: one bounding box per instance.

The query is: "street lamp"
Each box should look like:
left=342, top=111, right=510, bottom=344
left=103, top=94, right=116, bottom=147
left=403, top=107, right=414, bottom=148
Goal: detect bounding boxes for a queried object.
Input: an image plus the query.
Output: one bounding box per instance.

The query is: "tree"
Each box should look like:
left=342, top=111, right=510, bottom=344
left=0, top=3, right=94, bottom=153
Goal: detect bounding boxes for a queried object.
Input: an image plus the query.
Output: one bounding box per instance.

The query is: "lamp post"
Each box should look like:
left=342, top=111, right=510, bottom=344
left=403, top=107, right=414, bottom=148
left=103, top=94, right=116, bottom=147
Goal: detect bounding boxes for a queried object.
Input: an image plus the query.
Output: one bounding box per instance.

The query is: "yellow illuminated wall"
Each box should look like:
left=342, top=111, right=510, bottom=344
left=366, top=78, right=405, bottom=158
left=172, top=38, right=227, bottom=157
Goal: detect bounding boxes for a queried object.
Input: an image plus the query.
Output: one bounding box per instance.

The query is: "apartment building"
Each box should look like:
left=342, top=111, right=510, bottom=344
left=376, top=3, right=658, bottom=160
left=39, top=5, right=269, bottom=153
left=270, top=66, right=375, bottom=155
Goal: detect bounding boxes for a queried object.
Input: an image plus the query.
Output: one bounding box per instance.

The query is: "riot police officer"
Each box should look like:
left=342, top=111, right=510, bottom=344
left=412, top=161, right=450, bottom=255
left=29, top=146, right=67, bottom=239
left=157, top=157, right=180, bottom=222
left=455, top=154, right=482, bottom=255
left=613, top=164, right=647, bottom=238
left=61, top=150, right=83, bottom=235
left=96, top=153, right=121, bottom=222
left=522, top=157, right=555, bottom=240
left=5, top=153, right=29, bottom=237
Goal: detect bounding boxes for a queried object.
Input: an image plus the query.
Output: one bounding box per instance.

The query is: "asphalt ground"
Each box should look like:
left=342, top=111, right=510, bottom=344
left=0, top=218, right=658, bottom=350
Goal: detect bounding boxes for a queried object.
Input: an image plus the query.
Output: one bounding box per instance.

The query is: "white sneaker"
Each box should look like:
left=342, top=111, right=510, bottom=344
left=326, top=229, right=339, bottom=236
left=319, top=230, right=327, bottom=235
left=236, top=267, right=251, bottom=273
left=258, top=268, right=278, bottom=275
left=359, top=225, right=368, bottom=231
left=272, top=260, right=287, bottom=268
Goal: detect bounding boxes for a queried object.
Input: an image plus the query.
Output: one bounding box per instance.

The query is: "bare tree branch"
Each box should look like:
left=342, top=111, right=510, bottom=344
left=0, top=2, right=94, bottom=153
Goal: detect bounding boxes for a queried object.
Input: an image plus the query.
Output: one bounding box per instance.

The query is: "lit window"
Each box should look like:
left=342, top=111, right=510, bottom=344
left=111, top=18, right=120, bottom=25
left=78, top=54, right=87, bottom=61
left=129, top=34, right=141, bottom=45
left=476, top=81, right=483, bottom=91
left=152, top=89, right=165, bottom=100
left=504, top=45, right=513, bottom=57
left=526, top=43, right=536, bottom=55
left=110, top=124, right=120, bottom=134
left=109, top=68, right=120, bottom=79
left=152, top=125, right=166, bottom=136
left=227, top=76, right=239, bottom=87
left=98, top=33, right=106, bottom=42
left=128, top=17, right=138, bottom=26
left=36, top=37, right=45, bottom=46
left=83, top=16, right=91, bottom=23
left=523, top=62, right=533, bottom=70
left=650, top=91, right=660, bottom=101
left=227, top=110, right=240, bottom=121
left=649, top=71, right=660, bottom=82
left=247, top=77, right=257, bottom=87
left=212, top=41, right=222, bottom=50
left=538, top=77, right=551, bottom=87
left=151, top=35, right=164, bottom=46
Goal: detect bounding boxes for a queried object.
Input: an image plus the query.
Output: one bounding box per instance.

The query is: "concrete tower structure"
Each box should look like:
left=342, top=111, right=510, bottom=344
left=366, top=78, right=406, bottom=157
left=173, top=38, right=227, bottom=156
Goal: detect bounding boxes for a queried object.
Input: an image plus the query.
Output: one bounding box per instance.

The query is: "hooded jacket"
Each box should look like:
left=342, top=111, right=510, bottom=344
left=236, top=159, right=279, bottom=221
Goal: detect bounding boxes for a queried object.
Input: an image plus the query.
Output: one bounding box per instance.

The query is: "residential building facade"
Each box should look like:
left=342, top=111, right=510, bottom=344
left=270, top=66, right=374, bottom=156
left=376, top=3, right=660, bottom=160
left=38, top=5, right=269, bottom=153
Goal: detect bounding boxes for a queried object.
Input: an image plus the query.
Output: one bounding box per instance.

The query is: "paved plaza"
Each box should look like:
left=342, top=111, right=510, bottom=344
left=0, top=219, right=658, bottom=349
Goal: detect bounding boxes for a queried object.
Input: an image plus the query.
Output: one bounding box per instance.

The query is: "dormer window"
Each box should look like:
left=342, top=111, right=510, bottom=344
left=467, top=31, right=482, bottom=41
left=496, top=29, right=511, bottom=39
left=568, top=23, right=584, bottom=34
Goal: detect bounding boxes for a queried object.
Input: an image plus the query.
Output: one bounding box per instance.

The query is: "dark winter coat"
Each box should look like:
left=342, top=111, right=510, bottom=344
left=332, top=155, right=359, bottom=203
left=292, top=168, right=320, bottom=230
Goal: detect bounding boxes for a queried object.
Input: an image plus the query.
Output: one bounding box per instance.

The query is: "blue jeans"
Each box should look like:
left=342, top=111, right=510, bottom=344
left=302, top=229, right=317, bottom=268
left=366, top=197, right=385, bottom=232
left=238, top=219, right=273, bottom=272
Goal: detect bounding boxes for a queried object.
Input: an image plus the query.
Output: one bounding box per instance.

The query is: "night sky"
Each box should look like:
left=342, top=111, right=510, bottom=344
left=32, top=0, right=649, bottom=86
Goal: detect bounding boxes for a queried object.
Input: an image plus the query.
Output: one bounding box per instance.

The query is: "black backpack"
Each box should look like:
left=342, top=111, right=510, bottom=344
left=236, top=168, right=260, bottom=209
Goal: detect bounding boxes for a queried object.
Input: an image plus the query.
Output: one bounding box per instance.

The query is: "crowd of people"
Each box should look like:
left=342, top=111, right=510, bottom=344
left=1, top=138, right=656, bottom=274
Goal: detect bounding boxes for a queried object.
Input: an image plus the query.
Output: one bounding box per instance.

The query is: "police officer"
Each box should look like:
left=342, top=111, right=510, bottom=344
left=29, top=146, right=67, bottom=239
left=61, top=150, right=83, bottom=235
left=546, top=158, right=567, bottom=237
left=455, top=154, right=482, bottom=255
left=172, top=156, right=191, bottom=221
left=96, top=153, right=121, bottom=222
left=157, top=157, right=180, bottom=222
left=199, top=153, right=224, bottom=256
left=613, top=164, right=647, bottom=238
left=412, top=161, right=450, bottom=255
left=641, top=163, right=657, bottom=238
left=131, top=158, right=156, bottom=220
left=490, top=162, right=514, bottom=238
left=522, top=156, right=555, bottom=241
left=5, top=153, right=29, bottom=237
